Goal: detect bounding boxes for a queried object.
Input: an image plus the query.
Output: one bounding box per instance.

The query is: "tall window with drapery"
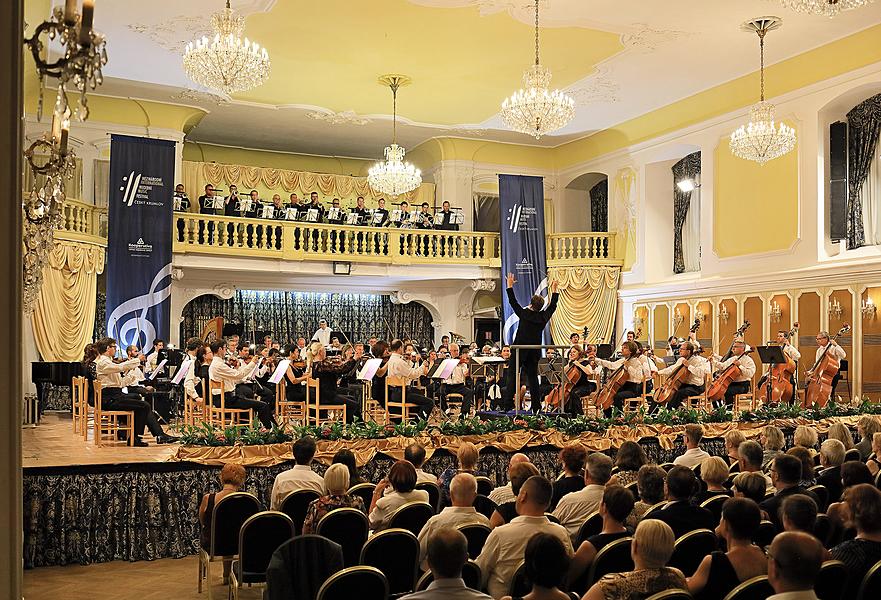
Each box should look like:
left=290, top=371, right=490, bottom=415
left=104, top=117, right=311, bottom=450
left=672, top=152, right=701, bottom=274
left=847, top=93, right=881, bottom=249
left=589, top=179, right=608, bottom=232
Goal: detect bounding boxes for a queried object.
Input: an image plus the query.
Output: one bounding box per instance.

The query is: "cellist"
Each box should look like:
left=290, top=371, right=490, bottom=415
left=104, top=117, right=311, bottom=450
left=805, top=331, right=846, bottom=395
left=710, top=340, right=756, bottom=407
left=657, top=341, right=710, bottom=409
left=595, top=341, right=650, bottom=415
left=564, top=345, right=596, bottom=414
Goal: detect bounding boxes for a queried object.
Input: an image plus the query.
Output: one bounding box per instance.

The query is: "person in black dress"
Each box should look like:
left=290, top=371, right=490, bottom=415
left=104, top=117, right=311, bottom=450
left=550, top=445, right=587, bottom=511
left=306, top=342, right=360, bottom=422
left=563, top=345, right=595, bottom=414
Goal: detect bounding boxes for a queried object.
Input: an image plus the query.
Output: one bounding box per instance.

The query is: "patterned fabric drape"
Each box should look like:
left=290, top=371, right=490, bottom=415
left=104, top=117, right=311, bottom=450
left=846, top=93, right=881, bottom=249
left=30, top=241, right=105, bottom=362
left=589, top=179, right=608, bottom=232
left=549, top=266, right=620, bottom=344
left=614, top=167, right=638, bottom=271
left=672, top=152, right=701, bottom=274
left=181, top=290, right=435, bottom=346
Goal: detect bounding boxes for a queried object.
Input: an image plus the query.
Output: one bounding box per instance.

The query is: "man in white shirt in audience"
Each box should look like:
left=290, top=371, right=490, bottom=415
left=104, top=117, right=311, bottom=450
left=672, top=424, right=711, bottom=469
left=488, top=453, right=530, bottom=505
left=417, top=473, right=489, bottom=571
left=270, top=437, right=325, bottom=509
left=403, top=528, right=493, bottom=600
left=552, top=452, right=612, bottom=541
left=405, top=443, right=438, bottom=485
left=767, top=531, right=825, bottom=600
left=476, top=476, right=573, bottom=599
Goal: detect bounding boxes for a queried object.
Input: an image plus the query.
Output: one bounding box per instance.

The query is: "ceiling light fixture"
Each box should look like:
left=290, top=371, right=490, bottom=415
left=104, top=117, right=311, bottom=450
left=183, top=0, right=270, bottom=95
left=500, top=0, right=575, bottom=138
left=778, top=0, right=875, bottom=17
left=729, top=17, right=797, bottom=165
left=368, top=75, right=422, bottom=198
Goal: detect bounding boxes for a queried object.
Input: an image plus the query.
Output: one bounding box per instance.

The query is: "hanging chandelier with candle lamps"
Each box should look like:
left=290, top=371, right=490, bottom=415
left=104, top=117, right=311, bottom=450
left=183, top=0, right=270, bottom=95
left=500, top=0, right=575, bottom=139
left=729, top=17, right=797, bottom=165
left=778, top=0, right=875, bottom=17
left=368, top=75, right=422, bottom=198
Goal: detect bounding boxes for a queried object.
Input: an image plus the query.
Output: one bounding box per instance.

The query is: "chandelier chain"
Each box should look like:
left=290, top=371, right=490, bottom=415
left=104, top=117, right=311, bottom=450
left=759, top=30, right=765, bottom=102
left=534, top=0, right=540, bottom=67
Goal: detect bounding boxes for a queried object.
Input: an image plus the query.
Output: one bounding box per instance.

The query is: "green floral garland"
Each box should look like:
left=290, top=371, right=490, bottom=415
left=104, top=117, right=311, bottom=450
left=177, top=400, right=881, bottom=447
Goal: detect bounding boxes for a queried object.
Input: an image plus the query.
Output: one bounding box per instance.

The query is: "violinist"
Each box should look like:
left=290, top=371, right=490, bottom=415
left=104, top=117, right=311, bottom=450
left=441, top=343, right=473, bottom=415
left=339, top=344, right=366, bottom=402
left=667, top=336, right=681, bottom=358
left=282, top=345, right=309, bottom=404
left=209, top=339, right=277, bottom=429
left=237, top=345, right=275, bottom=407
left=710, top=340, right=756, bottom=406
left=595, top=341, right=649, bottom=415
left=182, top=337, right=204, bottom=404
left=564, top=345, right=596, bottom=413
left=657, top=341, right=710, bottom=409
left=386, top=338, right=434, bottom=420
left=806, top=331, right=846, bottom=394
left=305, top=341, right=361, bottom=422
left=371, top=340, right=391, bottom=405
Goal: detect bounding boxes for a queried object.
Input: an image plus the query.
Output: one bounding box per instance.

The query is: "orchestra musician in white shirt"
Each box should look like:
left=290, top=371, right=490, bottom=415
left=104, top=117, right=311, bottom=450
left=710, top=340, right=756, bottom=407
left=207, top=339, right=277, bottom=429
left=312, top=320, right=332, bottom=347
left=594, top=341, right=651, bottom=414
left=805, top=331, right=847, bottom=394
left=657, top=341, right=710, bottom=409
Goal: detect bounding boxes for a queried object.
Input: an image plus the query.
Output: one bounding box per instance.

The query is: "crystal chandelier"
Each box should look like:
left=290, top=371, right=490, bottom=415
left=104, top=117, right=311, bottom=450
left=183, top=0, right=270, bottom=95
left=778, top=0, right=875, bottom=17
left=500, top=0, right=575, bottom=138
left=368, top=75, right=422, bottom=197
left=729, top=17, right=797, bottom=165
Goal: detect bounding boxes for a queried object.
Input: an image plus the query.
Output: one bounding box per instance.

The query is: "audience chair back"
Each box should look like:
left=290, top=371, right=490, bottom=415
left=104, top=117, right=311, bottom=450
left=858, top=558, right=881, bottom=600
left=661, top=462, right=676, bottom=471
left=808, top=484, right=830, bottom=512
left=316, top=565, right=389, bottom=600
left=574, top=511, right=604, bottom=547
left=670, top=529, right=717, bottom=577
left=814, top=513, right=833, bottom=548
left=387, top=501, right=434, bottom=536
left=475, top=476, right=493, bottom=497
left=721, top=575, right=774, bottom=600
left=264, top=535, right=344, bottom=600
left=544, top=512, right=561, bottom=524
left=230, top=511, right=295, bottom=598
left=279, top=489, right=321, bottom=535
left=815, top=560, right=847, bottom=600
left=415, top=560, right=482, bottom=592
left=456, top=523, right=492, bottom=559
left=508, top=562, right=531, bottom=598
left=699, top=494, right=729, bottom=526
left=415, top=481, right=441, bottom=512
left=209, top=492, right=263, bottom=558
left=586, top=537, right=634, bottom=591
left=316, top=507, right=369, bottom=567
left=472, top=494, right=498, bottom=520
left=625, top=480, right=640, bottom=500
left=645, top=590, right=693, bottom=600
left=844, top=448, right=862, bottom=463
left=359, top=528, right=419, bottom=596
left=753, top=520, right=777, bottom=548
left=347, top=482, right=376, bottom=508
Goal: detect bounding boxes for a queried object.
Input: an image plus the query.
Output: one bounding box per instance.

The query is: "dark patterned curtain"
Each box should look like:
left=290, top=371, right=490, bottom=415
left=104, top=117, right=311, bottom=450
left=672, top=152, right=701, bottom=274
left=181, top=290, right=435, bottom=346
left=93, top=291, right=106, bottom=340
left=846, top=93, right=881, bottom=249
left=589, top=179, right=608, bottom=232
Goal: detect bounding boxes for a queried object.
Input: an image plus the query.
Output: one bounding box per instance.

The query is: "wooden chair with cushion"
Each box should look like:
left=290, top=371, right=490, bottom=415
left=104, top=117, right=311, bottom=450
left=815, top=560, right=847, bottom=600
left=359, top=528, right=419, bottom=596
left=275, top=381, right=305, bottom=426
left=279, top=489, right=321, bottom=535
left=316, top=565, right=389, bottom=600
left=92, top=381, right=135, bottom=447
left=686, top=374, right=713, bottom=412
left=316, top=507, right=369, bottom=567
left=733, top=379, right=757, bottom=414
left=229, top=510, right=295, bottom=600
left=306, top=376, right=346, bottom=425
left=197, top=491, right=262, bottom=600
left=208, top=380, right=252, bottom=427
left=184, top=389, right=205, bottom=426
left=71, top=375, right=91, bottom=439
left=385, top=376, right=420, bottom=422
left=445, top=392, right=465, bottom=418
left=670, top=529, right=717, bottom=577
left=387, top=502, right=434, bottom=537
left=721, top=575, right=774, bottom=600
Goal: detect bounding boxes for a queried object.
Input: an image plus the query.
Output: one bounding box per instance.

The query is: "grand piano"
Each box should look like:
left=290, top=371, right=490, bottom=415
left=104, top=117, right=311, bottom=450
left=31, top=361, right=85, bottom=414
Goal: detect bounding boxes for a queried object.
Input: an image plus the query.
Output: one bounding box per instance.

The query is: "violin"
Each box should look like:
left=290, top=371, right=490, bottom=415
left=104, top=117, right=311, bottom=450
left=654, top=318, right=702, bottom=405
left=706, top=320, right=752, bottom=402
left=804, top=324, right=850, bottom=408
left=757, top=322, right=798, bottom=404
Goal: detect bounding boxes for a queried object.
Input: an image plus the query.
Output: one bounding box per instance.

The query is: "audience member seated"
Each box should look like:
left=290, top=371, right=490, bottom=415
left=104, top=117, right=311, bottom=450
left=553, top=452, right=613, bottom=541
left=761, top=426, right=786, bottom=470
left=866, top=432, right=881, bottom=477
left=301, top=463, right=366, bottom=534
left=270, top=436, right=325, bottom=509
left=476, top=476, right=573, bottom=599
left=501, top=533, right=572, bottom=600
left=725, top=430, right=747, bottom=467
left=582, top=519, right=687, bottom=600
left=738, top=440, right=773, bottom=489
left=199, top=463, right=247, bottom=585
left=625, top=465, right=666, bottom=528
left=767, top=531, right=826, bottom=600
left=672, top=424, right=710, bottom=469
left=817, top=438, right=846, bottom=504
left=827, top=422, right=856, bottom=453
left=787, top=446, right=818, bottom=488
left=645, top=466, right=715, bottom=538
left=856, top=416, right=881, bottom=460
left=732, top=472, right=772, bottom=521
left=568, top=485, right=635, bottom=584
left=609, top=441, right=648, bottom=487
left=828, top=461, right=874, bottom=533
left=687, top=497, right=767, bottom=600
left=439, top=442, right=486, bottom=508
left=831, top=483, right=881, bottom=598
left=794, top=425, right=819, bottom=458
left=369, top=460, right=430, bottom=531
left=332, top=448, right=364, bottom=486
left=692, top=456, right=732, bottom=504
left=489, top=453, right=530, bottom=506
left=550, top=446, right=586, bottom=511
left=406, top=443, right=438, bottom=485
left=403, top=528, right=493, bottom=600
left=761, top=455, right=821, bottom=530
left=490, top=462, right=540, bottom=528
left=418, top=473, right=490, bottom=570
left=780, top=495, right=832, bottom=560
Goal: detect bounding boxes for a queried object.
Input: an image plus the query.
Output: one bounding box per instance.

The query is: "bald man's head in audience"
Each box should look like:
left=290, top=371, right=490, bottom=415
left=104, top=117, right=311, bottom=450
left=768, top=531, right=825, bottom=594
left=449, top=473, right=478, bottom=507
left=516, top=475, right=553, bottom=516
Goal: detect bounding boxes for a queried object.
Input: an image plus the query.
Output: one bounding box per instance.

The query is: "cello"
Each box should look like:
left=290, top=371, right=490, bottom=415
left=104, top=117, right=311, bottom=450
left=654, top=318, right=702, bottom=405
left=547, top=327, right=591, bottom=410
left=757, top=322, right=799, bottom=404
left=706, top=320, right=752, bottom=402
left=595, top=329, right=638, bottom=411
left=804, top=324, right=850, bottom=408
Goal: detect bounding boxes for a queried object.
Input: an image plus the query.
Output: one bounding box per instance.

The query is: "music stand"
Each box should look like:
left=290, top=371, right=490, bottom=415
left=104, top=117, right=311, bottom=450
left=757, top=345, right=787, bottom=405
left=596, top=344, right=613, bottom=359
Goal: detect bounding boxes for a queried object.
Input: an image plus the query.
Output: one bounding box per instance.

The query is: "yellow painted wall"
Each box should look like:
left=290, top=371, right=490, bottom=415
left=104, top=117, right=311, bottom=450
left=183, top=142, right=373, bottom=176
left=713, top=126, right=799, bottom=258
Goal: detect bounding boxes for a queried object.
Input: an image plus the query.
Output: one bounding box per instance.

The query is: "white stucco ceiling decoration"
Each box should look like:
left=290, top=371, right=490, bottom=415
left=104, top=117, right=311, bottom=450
left=171, top=89, right=231, bottom=106
left=127, top=17, right=211, bottom=53
left=620, top=23, right=692, bottom=53
left=305, top=110, right=372, bottom=126
left=569, top=67, right=620, bottom=106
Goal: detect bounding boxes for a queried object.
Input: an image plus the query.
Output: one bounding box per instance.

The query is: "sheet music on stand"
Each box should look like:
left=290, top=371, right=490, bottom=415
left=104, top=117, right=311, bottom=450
left=260, top=204, right=276, bottom=219
left=538, top=356, right=565, bottom=385
left=470, top=356, right=504, bottom=379
left=284, top=207, right=298, bottom=220
left=171, top=358, right=193, bottom=385
left=345, top=212, right=361, bottom=225
left=450, top=208, right=465, bottom=225
left=268, top=359, right=291, bottom=385
left=431, top=358, right=460, bottom=379
left=372, top=210, right=386, bottom=225
left=327, top=207, right=341, bottom=221
left=407, top=210, right=420, bottom=225
left=210, top=196, right=225, bottom=210
left=389, top=209, right=403, bottom=224
left=305, top=208, right=320, bottom=222
left=237, top=198, right=253, bottom=213
left=148, top=359, right=168, bottom=380
left=357, top=358, right=383, bottom=381
left=173, top=196, right=184, bottom=211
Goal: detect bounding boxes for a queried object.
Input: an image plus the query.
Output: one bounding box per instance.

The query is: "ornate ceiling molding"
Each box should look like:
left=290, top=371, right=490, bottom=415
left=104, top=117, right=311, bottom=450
left=470, top=278, right=497, bottom=291
left=171, top=89, right=231, bottom=106
left=305, top=110, right=372, bottom=126
left=569, top=66, right=620, bottom=106
left=128, top=17, right=211, bottom=53
left=621, top=23, right=691, bottom=54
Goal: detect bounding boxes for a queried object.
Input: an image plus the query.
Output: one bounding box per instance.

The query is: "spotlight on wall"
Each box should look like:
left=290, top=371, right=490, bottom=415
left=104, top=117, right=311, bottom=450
left=333, top=261, right=352, bottom=275
left=676, top=178, right=699, bottom=193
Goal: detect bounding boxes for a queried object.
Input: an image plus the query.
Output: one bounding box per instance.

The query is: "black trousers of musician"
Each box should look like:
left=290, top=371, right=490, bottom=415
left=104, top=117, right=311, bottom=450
left=218, top=390, right=276, bottom=428
left=236, top=382, right=275, bottom=409
left=442, top=383, right=473, bottom=415
left=604, top=381, right=641, bottom=417
left=504, top=349, right=542, bottom=413
left=567, top=382, right=596, bottom=415
left=720, top=381, right=751, bottom=408
left=102, top=387, right=165, bottom=439
left=318, top=390, right=360, bottom=423
left=666, top=384, right=704, bottom=410
left=388, top=388, right=433, bottom=421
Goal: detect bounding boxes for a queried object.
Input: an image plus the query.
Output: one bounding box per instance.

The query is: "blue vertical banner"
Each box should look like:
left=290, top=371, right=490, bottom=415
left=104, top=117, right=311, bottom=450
left=106, top=135, right=175, bottom=351
left=499, top=174, right=549, bottom=345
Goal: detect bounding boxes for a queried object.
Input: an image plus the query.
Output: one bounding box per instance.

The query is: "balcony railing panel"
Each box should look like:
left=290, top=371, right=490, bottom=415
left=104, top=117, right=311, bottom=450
left=546, top=232, right=620, bottom=266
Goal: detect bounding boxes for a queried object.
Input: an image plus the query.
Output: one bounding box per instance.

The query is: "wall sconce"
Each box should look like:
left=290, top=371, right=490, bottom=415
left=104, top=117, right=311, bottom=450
left=673, top=308, right=684, bottom=329
left=719, top=304, right=730, bottom=325
left=695, top=307, right=707, bottom=323
left=829, top=297, right=844, bottom=321
left=769, top=301, right=783, bottom=323
left=633, top=313, right=645, bottom=331
left=862, top=297, right=876, bottom=320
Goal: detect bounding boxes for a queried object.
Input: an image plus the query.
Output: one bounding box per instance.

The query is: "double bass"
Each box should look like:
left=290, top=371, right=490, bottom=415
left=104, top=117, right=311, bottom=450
left=654, top=318, right=702, bottom=405
left=804, top=324, right=850, bottom=408
left=706, top=320, right=752, bottom=402
left=757, top=322, right=799, bottom=404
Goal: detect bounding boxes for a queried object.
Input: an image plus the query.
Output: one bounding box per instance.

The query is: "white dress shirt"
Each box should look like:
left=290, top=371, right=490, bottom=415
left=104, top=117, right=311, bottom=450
left=659, top=355, right=710, bottom=386
left=781, top=343, right=801, bottom=362
left=812, top=343, right=846, bottom=368
left=122, top=365, right=147, bottom=387
left=417, top=506, right=490, bottom=570
left=270, top=464, right=325, bottom=509
left=712, top=353, right=756, bottom=382
left=369, top=489, right=430, bottom=531
left=444, top=362, right=468, bottom=385
left=208, top=356, right=257, bottom=395
left=387, top=352, right=424, bottom=381
left=183, top=353, right=199, bottom=400
left=595, top=357, right=649, bottom=383
left=551, top=483, right=606, bottom=540
left=673, top=447, right=711, bottom=469
left=401, top=578, right=493, bottom=600
left=312, top=327, right=331, bottom=346
left=767, top=592, right=819, bottom=600
left=488, top=483, right=515, bottom=506
left=475, top=515, right=573, bottom=599
left=94, top=355, right=140, bottom=389
left=416, top=469, right=438, bottom=485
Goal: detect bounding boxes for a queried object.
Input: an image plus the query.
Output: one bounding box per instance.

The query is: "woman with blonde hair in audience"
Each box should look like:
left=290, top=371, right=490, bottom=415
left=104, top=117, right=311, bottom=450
left=725, top=429, right=746, bottom=467
left=368, top=460, right=430, bottom=531
left=856, top=415, right=881, bottom=460
left=794, top=425, right=819, bottom=457
left=732, top=472, right=771, bottom=521
left=437, top=441, right=485, bottom=507
left=827, top=422, right=855, bottom=451
left=760, top=425, right=785, bottom=469
left=687, top=498, right=767, bottom=600
left=625, top=464, right=666, bottom=529
left=302, top=463, right=366, bottom=534
left=582, top=519, right=686, bottom=600
left=786, top=446, right=817, bottom=488
left=609, top=441, right=647, bottom=487
left=868, top=432, right=881, bottom=477
left=693, top=456, right=732, bottom=504
left=199, top=463, right=247, bottom=585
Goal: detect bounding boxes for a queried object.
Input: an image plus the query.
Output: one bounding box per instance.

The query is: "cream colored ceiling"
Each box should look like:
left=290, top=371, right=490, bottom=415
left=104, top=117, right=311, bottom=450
left=81, top=0, right=881, bottom=157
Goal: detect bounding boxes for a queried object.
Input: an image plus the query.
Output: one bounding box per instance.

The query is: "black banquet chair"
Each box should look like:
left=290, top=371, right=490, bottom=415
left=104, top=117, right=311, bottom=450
left=858, top=558, right=881, bottom=600
left=316, top=565, right=389, bottom=600
left=415, top=560, right=482, bottom=592
left=508, top=562, right=531, bottom=598
left=360, top=528, right=420, bottom=596
left=388, top=501, right=434, bottom=536
left=586, top=537, right=633, bottom=591
left=808, top=484, right=829, bottom=512
left=753, top=520, right=777, bottom=548
left=264, top=534, right=344, bottom=600
left=815, top=560, right=847, bottom=600
left=279, top=489, right=321, bottom=535
left=475, top=476, right=493, bottom=497
left=699, top=495, right=729, bottom=526
left=457, top=523, right=492, bottom=559
left=574, top=511, right=604, bottom=547
left=416, top=481, right=441, bottom=512
left=721, top=575, right=774, bottom=600
left=844, top=448, right=862, bottom=463
left=198, top=491, right=262, bottom=600
left=670, top=529, right=717, bottom=577
left=316, top=507, right=369, bottom=567
left=230, top=510, right=295, bottom=600
left=645, top=590, right=693, bottom=600
left=348, top=482, right=376, bottom=509
left=814, top=513, right=833, bottom=548
left=473, top=494, right=498, bottom=519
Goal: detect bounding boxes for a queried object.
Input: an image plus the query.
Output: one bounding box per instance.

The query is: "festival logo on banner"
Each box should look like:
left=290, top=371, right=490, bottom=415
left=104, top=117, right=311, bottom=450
left=106, top=135, right=175, bottom=353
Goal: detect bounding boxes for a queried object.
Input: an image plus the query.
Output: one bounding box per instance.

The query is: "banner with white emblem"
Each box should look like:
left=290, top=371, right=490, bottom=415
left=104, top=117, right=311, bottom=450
left=106, top=135, right=175, bottom=352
